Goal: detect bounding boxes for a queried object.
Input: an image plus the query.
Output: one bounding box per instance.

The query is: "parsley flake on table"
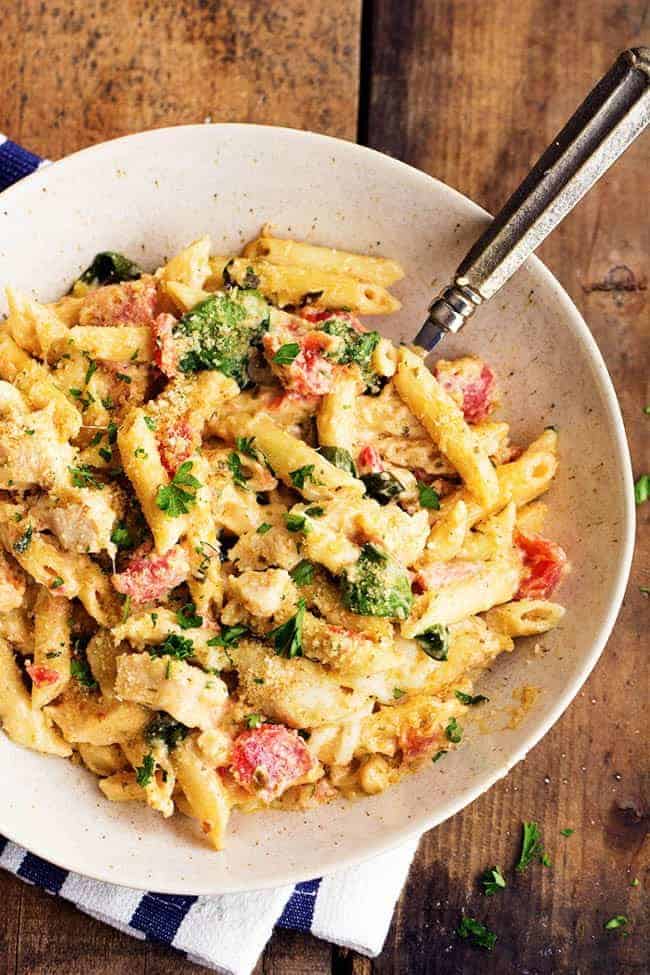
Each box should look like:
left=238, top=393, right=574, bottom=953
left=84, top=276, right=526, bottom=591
left=432, top=750, right=446, bottom=763
left=634, top=474, right=649, bottom=504
left=480, top=865, right=506, bottom=896
left=268, top=599, right=306, bottom=658
left=560, top=827, right=574, bottom=837
left=516, top=821, right=543, bottom=872
left=604, top=915, right=629, bottom=932
left=155, top=461, right=201, bottom=516
left=456, top=916, right=497, bottom=951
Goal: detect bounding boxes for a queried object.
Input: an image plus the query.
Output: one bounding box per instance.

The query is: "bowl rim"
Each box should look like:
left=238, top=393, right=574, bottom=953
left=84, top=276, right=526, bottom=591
left=0, top=123, right=636, bottom=893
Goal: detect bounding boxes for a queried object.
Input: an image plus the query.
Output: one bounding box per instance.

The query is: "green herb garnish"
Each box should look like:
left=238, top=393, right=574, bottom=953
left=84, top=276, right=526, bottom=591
left=317, top=445, right=357, bottom=477
left=290, top=560, right=315, bottom=586
left=516, top=821, right=543, bottom=872
left=135, top=752, right=155, bottom=788
left=416, top=624, right=450, bottom=661
left=560, top=828, right=574, bottom=837
left=257, top=522, right=272, bottom=534
left=13, top=525, right=33, bottom=554
left=228, top=452, right=250, bottom=489
left=361, top=471, right=404, bottom=505
left=176, top=602, right=203, bottom=630
left=284, top=512, right=308, bottom=533
left=207, top=624, right=248, bottom=649
left=417, top=480, right=441, bottom=510
left=340, top=543, right=412, bottom=619
left=268, top=599, right=306, bottom=658
left=604, top=915, right=628, bottom=932
left=76, top=251, right=142, bottom=287
left=69, top=464, right=104, bottom=490
left=70, top=657, right=98, bottom=690
left=634, top=474, right=649, bottom=504
left=145, top=713, right=189, bottom=750
left=245, top=713, right=265, bottom=729
left=149, top=633, right=195, bottom=661
left=155, top=461, right=201, bottom=517
left=455, top=689, right=489, bottom=706
left=273, top=342, right=301, bottom=366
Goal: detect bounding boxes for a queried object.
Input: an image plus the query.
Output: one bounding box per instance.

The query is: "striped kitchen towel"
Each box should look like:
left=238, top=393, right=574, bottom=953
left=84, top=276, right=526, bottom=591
left=0, top=135, right=419, bottom=974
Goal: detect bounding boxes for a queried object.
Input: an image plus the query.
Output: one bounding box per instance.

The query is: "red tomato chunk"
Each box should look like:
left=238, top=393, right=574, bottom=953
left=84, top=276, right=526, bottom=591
left=357, top=444, right=383, bottom=474
left=230, top=724, right=314, bottom=802
left=515, top=531, right=567, bottom=600
left=26, top=664, right=60, bottom=687
left=112, top=543, right=189, bottom=604
left=435, top=358, right=497, bottom=423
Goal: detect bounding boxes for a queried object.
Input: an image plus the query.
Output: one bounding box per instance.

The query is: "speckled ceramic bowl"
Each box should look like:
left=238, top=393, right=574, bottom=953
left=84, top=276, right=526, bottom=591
left=0, top=125, right=635, bottom=894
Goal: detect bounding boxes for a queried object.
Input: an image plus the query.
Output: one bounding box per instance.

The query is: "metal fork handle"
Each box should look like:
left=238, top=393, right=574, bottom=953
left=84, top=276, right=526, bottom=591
left=416, top=47, right=650, bottom=349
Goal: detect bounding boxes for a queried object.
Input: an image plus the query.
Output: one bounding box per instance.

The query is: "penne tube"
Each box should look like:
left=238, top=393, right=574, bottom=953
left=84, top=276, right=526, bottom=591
left=485, top=599, right=566, bottom=636
left=67, top=325, right=153, bottom=362
left=243, top=233, right=405, bottom=287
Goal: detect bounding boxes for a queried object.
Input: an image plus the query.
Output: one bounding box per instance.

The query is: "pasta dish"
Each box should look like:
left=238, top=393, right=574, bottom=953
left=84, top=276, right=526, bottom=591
left=0, top=231, right=568, bottom=848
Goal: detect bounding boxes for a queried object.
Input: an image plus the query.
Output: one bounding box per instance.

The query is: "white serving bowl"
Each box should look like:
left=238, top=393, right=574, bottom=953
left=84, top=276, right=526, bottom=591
left=0, top=125, right=634, bottom=894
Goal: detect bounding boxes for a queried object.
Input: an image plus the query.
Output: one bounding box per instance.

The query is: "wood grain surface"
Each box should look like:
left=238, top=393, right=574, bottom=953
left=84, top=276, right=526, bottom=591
left=0, top=2, right=647, bottom=973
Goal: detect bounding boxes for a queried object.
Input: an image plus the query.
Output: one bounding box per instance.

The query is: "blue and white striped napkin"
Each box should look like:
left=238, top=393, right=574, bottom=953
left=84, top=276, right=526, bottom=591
left=0, top=134, right=418, bottom=974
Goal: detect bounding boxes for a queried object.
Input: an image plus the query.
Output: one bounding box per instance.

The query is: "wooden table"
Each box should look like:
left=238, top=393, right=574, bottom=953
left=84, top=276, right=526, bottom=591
left=0, top=2, right=647, bottom=972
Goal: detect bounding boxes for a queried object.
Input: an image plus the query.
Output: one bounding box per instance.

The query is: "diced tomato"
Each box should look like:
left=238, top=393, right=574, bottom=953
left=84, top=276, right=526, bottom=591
left=230, top=724, right=315, bottom=802
left=112, top=542, right=189, bottom=604
left=434, top=358, right=497, bottom=423
left=357, top=445, right=384, bottom=474
left=401, top=729, right=446, bottom=762
left=515, top=531, right=568, bottom=600
left=26, top=664, right=60, bottom=687
left=81, top=279, right=159, bottom=328
left=414, top=559, right=483, bottom=592
left=265, top=330, right=334, bottom=396
left=157, top=416, right=195, bottom=476
left=152, top=312, right=179, bottom=378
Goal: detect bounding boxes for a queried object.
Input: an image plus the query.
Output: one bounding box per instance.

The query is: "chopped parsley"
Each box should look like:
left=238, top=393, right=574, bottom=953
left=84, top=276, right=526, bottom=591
left=304, top=505, right=325, bottom=517
left=516, top=821, right=543, bottom=872
left=361, top=470, right=404, bottom=505
left=176, top=602, right=203, bottom=629
left=13, top=525, right=33, bottom=554
left=289, top=464, right=318, bottom=490
left=417, top=480, right=441, bottom=510
left=416, top=624, right=450, bottom=661
left=236, top=436, right=260, bottom=461
left=134, top=446, right=147, bottom=458
left=70, top=657, right=98, bottom=690
left=135, top=753, right=155, bottom=788
left=432, top=750, right=446, bottom=763
left=84, top=359, right=98, bottom=384
left=268, top=599, right=306, bottom=658
left=604, top=915, right=628, bottom=932
left=148, top=633, right=195, bottom=661
left=456, top=916, right=497, bottom=951
left=318, top=445, right=357, bottom=477
left=98, top=446, right=113, bottom=463
left=392, top=687, right=406, bottom=700
left=634, top=474, right=649, bottom=504
left=107, top=420, right=118, bottom=443
left=227, top=451, right=250, bottom=489
left=257, top=522, right=272, bottom=534
left=290, top=560, right=315, bottom=586
left=245, top=713, right=265, bottom=729
left=145, top=713, right=189, bottom=750
left=50, top=576, right=65, bottom=590
left=445, top=717, right=463, bottom=743
left=480, top=866, right=506, bottom=896
left=540, top=852, right=552, bottom=867
left=155, top=461, right=201, bottom=517
left=273, top=342, right=300, bottom=366
left=115, top=371, right=132, bottom=384
left=25, top=428, right=35, bottom=436
left=110, top=521, right=133, bottom=549
left=144, top=415, right=157, bottom=430
left=89, top=431, right=103, bottom=447
left=284, top=512, right=308, bottom=533
left=560, top=827, right=574, bottom=837
left=455, top=689, right=489, bottom=706
left=121, top=595, right=132, bottom=622
left=69, top=465, right=104, bottom=490
left=207, top=624, right=248, bottom=649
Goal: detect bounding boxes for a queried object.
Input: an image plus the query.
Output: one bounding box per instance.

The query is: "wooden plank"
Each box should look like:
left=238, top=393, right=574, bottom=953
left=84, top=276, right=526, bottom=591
left=0, top=0, right=361, bottom=158
left=364, top=2, right=649, bottom=973
left=0, top=2, right=360, bottom=974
